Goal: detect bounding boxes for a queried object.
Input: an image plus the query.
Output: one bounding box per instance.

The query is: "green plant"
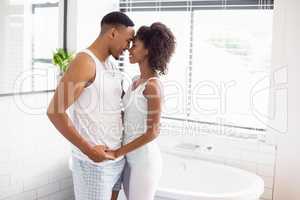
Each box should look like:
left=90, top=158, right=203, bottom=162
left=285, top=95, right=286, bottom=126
left=52, top=48, right=74, bottom=74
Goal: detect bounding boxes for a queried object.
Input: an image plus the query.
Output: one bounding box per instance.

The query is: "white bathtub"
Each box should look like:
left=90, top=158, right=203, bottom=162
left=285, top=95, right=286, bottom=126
left=155, top=152, right=264, bottom=200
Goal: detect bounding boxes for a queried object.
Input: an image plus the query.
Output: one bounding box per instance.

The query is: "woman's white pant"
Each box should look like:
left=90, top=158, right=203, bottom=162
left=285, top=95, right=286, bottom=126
left=122, top=142, right=162, bottom=200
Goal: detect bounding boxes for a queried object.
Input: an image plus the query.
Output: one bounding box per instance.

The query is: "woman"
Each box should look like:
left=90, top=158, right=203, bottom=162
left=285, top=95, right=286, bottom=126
left=107, top=22, right=175, bottom=200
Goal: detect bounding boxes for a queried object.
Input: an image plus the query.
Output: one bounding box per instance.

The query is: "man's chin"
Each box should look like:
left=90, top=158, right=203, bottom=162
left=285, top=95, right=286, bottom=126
left=113, top=53, right=123, bottom=60
left=112, top=55, right=119, bottom=60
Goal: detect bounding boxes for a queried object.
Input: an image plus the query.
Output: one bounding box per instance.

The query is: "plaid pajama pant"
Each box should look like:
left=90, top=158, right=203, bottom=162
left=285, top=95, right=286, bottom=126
left=71, top=156, right=125, bottom=200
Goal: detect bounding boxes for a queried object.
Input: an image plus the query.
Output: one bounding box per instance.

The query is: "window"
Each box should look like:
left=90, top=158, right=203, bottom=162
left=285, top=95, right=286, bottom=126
left=0, top=0, right=64, bottom=95
left=120, top=0, right=273, bottom=138
left=32, top=1, right=60, bottom=91
left=191, top=10, right=273, bottom=130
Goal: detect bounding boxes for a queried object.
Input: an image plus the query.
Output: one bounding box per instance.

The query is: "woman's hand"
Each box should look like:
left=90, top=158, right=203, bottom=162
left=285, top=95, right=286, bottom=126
left=87, top=145, right=116, bottom=162
left=105, top=149, right=121, bottom=159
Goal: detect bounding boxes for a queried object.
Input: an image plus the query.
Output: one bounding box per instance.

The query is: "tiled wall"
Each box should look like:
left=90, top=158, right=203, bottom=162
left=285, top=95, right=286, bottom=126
left=0, top=93, right=75, bottom=200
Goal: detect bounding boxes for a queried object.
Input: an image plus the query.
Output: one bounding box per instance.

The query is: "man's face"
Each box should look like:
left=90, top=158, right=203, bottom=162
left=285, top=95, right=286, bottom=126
left=110, top=26, right=135, bottom=59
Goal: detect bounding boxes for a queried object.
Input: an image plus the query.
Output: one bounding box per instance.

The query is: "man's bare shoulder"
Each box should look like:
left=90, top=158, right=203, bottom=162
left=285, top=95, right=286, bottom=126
left=64, top=52, right=96, bottom=82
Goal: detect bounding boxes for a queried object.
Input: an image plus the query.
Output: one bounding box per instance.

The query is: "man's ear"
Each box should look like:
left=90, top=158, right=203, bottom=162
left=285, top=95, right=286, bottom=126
left=109, top=27, right=118, bottom=39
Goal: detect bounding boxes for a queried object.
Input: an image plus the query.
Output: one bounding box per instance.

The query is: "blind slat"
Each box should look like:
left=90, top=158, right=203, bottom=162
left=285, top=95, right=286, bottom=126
left=120, top=0, right=274, bottom=11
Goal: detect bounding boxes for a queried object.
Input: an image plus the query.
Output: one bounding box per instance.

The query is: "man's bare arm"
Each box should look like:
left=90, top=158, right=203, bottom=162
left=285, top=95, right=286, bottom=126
left=47, top=53, right=113, bottom=162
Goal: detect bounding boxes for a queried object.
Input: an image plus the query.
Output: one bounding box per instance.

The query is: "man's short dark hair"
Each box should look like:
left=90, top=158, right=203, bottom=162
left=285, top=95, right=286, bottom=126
left=101, top=11, right=134, bottom=28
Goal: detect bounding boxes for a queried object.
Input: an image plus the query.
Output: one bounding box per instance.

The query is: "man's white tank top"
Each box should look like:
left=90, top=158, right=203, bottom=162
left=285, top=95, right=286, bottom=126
left=68, top=49, right=124, bottom=165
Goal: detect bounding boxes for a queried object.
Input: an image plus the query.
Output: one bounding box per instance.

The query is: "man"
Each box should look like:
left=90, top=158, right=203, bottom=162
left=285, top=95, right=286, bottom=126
left=47, top=11, right=134, bottom=200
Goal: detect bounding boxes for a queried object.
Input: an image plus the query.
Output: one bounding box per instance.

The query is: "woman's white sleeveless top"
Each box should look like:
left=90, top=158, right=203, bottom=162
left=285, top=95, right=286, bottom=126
left=68, top=49, right=123, bottom=165
left=122, top=76, right=162, bottom=163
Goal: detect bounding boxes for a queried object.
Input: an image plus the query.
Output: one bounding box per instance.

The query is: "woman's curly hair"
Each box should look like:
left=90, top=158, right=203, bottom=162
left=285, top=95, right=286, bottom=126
left=135, top=22, right=175, bottom=75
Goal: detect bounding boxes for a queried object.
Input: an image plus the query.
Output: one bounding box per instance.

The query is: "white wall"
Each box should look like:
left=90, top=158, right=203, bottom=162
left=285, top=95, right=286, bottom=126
left=269, top=0, right=300, bottom=199
left=0, top=93, right=74, bottom=200
left=0, top=1, right=30, bottom=93
left=0, top=0, right=6, bottom=76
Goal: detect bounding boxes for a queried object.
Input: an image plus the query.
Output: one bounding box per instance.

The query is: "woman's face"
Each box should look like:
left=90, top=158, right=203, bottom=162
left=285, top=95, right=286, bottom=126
left=128, top=39, right=148, bottom=64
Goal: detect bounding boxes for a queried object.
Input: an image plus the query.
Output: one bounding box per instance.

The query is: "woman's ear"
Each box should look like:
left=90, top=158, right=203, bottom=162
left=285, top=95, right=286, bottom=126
left=145, top=49, right=149, bottom=56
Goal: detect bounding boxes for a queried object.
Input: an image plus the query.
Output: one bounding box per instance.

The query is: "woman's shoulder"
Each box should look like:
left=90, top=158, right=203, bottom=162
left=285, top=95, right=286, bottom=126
left=143, top=77, right=163, bottom=97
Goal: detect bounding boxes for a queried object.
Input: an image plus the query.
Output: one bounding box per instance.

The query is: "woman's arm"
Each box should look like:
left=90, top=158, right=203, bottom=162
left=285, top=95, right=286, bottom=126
left=107, top=79, right=162, bottom=158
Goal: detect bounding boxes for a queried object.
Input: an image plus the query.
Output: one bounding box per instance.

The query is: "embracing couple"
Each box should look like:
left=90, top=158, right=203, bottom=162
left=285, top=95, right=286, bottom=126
left=47, top=11, right=175, bottom=200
